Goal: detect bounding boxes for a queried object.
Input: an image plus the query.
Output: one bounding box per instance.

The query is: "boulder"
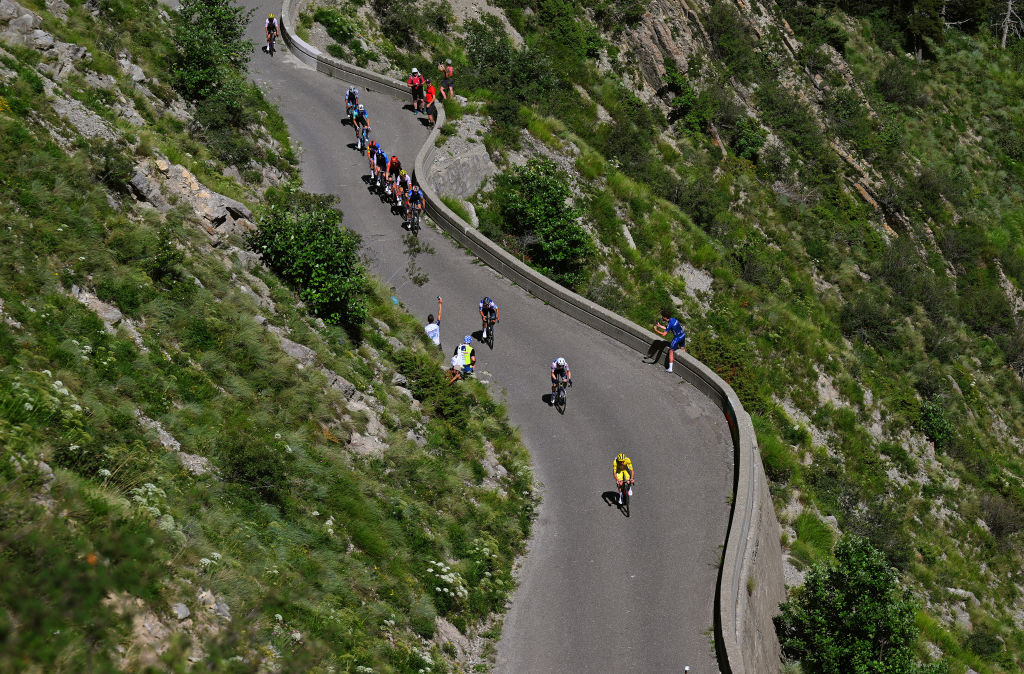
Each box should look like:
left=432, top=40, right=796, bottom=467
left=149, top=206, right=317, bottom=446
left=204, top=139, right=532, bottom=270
left=9, top=10, right=41, bottom=32
left=129, top=169, right=169, bottom=211
left=323, top=368, right=357, bottom=399
left=278, top=336, right=317, bottom=367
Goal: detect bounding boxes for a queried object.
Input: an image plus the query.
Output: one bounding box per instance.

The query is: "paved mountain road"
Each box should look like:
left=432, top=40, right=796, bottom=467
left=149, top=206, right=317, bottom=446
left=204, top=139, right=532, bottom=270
left=244, top=14, right=732, bottom=672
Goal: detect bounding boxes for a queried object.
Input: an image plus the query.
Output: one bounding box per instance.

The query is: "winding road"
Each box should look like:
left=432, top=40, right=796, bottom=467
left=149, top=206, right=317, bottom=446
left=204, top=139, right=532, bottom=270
left=244, top=9, right=732, bottom=671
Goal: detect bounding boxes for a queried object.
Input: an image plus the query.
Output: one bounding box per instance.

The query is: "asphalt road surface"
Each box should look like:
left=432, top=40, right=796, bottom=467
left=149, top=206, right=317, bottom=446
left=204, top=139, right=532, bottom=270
left=244, top=12, right=733, bottom=671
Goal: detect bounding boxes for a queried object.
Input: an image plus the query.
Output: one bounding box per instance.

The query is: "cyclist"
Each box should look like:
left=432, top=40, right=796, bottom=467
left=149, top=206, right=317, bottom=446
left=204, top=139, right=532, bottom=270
left=345, top=86, right=360, bottom=120
left=264, top=13, right=279, bottom=54
left=550, top=357, right=572, bottom=400
left=613, top=453, right=635, bottom=505
left=455, top=335, right=476, bottom=375
left=366, top=140, right=380, bottom=173
left=353, top=103, right=370, bottom=144
left=653, top=309, right=686, bottom=373
left=385, top=154, right=403, bottom=199
left=407, top=183, right=424, bottom=223
left=479, top=297, right=499, bottom=340
left=395, top=169, right=412, bottom=205
left=373, top=145, right=389, bottom=188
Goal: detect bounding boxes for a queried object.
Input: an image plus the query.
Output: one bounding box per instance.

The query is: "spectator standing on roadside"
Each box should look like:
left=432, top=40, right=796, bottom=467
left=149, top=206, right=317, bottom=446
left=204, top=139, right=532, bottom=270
left=424, top=79, right=438, bottom=127
left=408, top=68, right=425, bottom=114
left=425, top=296, right=442, bottom=349
left=438, top=58, right=454, bottom=100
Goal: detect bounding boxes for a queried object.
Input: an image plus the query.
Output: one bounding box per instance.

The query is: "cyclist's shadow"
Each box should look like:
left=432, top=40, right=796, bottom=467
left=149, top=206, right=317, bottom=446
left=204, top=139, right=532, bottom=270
left=601, top=491, right=629, bottom=517
left=644, top=339, right=669, bottom=366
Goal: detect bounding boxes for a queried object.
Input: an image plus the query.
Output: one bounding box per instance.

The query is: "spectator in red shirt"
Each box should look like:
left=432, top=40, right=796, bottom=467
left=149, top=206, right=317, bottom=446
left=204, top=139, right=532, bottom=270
left=425, top=79, right=438, bottom=128
left=438, top=59, right=454, bottom=100
left=407, top=68, right=425, bottom=114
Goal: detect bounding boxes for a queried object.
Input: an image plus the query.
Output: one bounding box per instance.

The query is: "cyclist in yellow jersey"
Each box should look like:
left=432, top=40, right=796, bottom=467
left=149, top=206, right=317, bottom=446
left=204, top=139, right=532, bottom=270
left=613, top=453, right=634, bottom=504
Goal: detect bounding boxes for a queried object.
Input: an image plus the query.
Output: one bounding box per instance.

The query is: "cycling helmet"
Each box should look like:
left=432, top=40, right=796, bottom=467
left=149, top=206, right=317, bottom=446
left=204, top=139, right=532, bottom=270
left=358, top=103, right=365, bottom=111
left=268, top=13, right=274, bottom=18
left=464, top=335, right=472, bottom=344
left=399, top=169, right=407, bottom=176
left=616, top=453, right=627, bottom=462
left=482, top=296, right=491, bottom=306
left=556, top=357, right=567, bottom=367
left=446, top=58, right=452, bottom=65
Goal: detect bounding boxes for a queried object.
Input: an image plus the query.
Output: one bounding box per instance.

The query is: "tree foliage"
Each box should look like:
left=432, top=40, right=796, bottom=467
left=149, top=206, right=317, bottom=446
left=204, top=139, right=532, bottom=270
left=488, top=159, right=594, bottom=288
left=248, top=187, right=369, bottom=329
left=775, top=536, right=946, bottom=674
left=170, top=0, right=253, bottom=102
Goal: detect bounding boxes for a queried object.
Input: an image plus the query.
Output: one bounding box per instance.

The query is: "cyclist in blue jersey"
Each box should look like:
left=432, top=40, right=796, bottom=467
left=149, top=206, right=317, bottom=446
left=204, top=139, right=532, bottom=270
left=653, top=309, right=686, bottom=373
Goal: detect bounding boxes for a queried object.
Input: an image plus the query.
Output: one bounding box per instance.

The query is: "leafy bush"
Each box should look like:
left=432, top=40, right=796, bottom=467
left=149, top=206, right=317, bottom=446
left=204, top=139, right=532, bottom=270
left=775, top=536, right=942, bottom=674
left=170, top=0, right=253, bottom=102
left=372, top=0, right=453, bottom=48
left=248, top=187, right=369, bottom=329
left=313, top=6, right=359, bottom=45
left=486, top=158, right=594, bottom=288
left=876, top=57, right=925, bottom=107
left=705, top=1, right=761, bottom=81
left=87, top=139, right=134, bottom=193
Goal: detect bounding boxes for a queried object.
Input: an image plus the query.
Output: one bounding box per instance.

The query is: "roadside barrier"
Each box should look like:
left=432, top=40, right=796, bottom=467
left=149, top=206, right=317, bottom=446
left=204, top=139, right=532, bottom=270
left=277, top=6, right=785, bottom=670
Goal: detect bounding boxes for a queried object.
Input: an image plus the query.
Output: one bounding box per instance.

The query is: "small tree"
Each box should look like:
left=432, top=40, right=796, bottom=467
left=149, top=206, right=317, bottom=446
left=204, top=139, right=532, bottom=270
left=775, top=535, right=946, bottom=674
left=171, top=0, right=254, bottom=102
left=249, top=187, right=369, bottom=329
left=490, top=158, right=594, bottom=289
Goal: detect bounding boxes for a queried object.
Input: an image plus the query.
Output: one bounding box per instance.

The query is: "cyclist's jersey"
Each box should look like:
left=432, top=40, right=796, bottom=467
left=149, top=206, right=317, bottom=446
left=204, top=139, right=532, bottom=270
left=457, top=343, right=474, bottom=366
left=388, top=159, right=402, bottom=174
left=408, top=188, right=423, bottom=204
left=265, top=18, right=278, bottom=33
left=480, top=299, right=497, bottom=314
left=398, top=175, right=411, bottom=191
left=355, top=110, right=368, bottom=125
left=665, top=317, right=685, bottom=339
left=613, top=457, right=633, bottom=479
left=551, top=361, right=569, bottom=377
left=375, top=151, right=389, bottom=169
left=346, top=88, right=359, bottom=103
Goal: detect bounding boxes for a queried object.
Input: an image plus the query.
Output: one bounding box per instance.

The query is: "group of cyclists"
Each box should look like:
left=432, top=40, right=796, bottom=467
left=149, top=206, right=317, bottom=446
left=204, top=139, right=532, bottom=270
left=342, top=70, right=669, bottom=509
left=344, top=85, right=426, bottom=231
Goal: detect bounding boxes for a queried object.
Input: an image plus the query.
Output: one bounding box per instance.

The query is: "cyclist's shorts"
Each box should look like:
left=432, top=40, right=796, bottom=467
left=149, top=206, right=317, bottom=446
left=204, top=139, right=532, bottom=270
left=669, top=334, right=685, bottom=350
left=615, top=470, right=631, bottom=483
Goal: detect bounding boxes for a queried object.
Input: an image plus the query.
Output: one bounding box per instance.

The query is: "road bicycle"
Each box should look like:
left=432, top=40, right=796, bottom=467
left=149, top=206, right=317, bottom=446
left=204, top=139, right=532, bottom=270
left=264, top=31, right=277, bottom=56
left=617, top=477, right=634, bottom=510
left=407, top=202, right=422, bottom=236
left=482, top=314, right=496, bottom=349
left=356, top=126, right=369, bottom=152
left=553, top=373, right=570, bottom=409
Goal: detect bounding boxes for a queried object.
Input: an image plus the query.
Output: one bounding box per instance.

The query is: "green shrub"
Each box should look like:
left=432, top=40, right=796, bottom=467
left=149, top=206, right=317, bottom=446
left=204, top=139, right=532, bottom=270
left=484, top=158, right=594, bottom=288
left=171, top=0, right=254, bottom=102
left=248, top=187, right=369, bottom=329
left=876, top=57, right=925, bottom=107
left=775, top=536, right=940, bottom=674
left=704, top=1, right=761, bottom=82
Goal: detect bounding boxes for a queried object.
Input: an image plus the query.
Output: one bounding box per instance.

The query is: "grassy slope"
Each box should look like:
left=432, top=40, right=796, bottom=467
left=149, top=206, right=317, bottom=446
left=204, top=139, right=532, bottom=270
left=0, top=1, right=533, bottom=671
left=321, top=0, right=1024, bottom=669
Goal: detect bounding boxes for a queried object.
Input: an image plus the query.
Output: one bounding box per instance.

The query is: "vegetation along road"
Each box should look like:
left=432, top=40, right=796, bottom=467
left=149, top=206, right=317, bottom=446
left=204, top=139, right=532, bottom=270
left=244, top=2, right=734, bottom=670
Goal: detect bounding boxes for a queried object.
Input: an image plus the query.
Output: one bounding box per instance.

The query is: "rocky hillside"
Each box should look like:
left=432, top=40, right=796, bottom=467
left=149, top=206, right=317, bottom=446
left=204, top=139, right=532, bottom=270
left=307, top=0, right=1024, bottom=669
left=0, top=0, right=534, bottom=670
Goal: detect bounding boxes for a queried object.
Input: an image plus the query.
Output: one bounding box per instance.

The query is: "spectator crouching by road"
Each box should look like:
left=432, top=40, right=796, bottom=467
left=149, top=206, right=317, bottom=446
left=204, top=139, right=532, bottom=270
left=408, top=67, right=425, bottom=114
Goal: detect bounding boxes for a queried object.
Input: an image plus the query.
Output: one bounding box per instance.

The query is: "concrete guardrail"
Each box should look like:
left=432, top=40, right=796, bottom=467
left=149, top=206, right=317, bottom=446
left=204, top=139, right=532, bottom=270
left=278, top=5, right=785, bottom=670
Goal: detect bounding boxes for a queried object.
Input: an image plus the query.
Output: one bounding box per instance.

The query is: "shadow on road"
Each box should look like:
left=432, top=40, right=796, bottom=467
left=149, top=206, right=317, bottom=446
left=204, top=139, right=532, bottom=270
left=644, top=339, right=669, bottom=368
left=601, top=491, right=630, bottom=517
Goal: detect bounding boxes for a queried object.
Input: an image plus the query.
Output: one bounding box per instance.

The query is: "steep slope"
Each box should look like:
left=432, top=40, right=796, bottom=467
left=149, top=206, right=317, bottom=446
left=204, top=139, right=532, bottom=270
left=0, top=1, right=534, bottom=670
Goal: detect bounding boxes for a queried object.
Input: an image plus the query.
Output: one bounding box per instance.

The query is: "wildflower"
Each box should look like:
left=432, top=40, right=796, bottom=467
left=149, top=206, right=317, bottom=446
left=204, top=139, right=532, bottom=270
left=98, top=468, right=112, bottom=478
left=199, top=557, right=213, bottom=568
left=42, top=370, right=51, bottom=377
left=311, top=510, right=319, bottom=517
left=210, top=552, right=222, bottom=561
left=23, top=402, right=33, bottom=411
left=275, top=613, right=283, bottom=622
